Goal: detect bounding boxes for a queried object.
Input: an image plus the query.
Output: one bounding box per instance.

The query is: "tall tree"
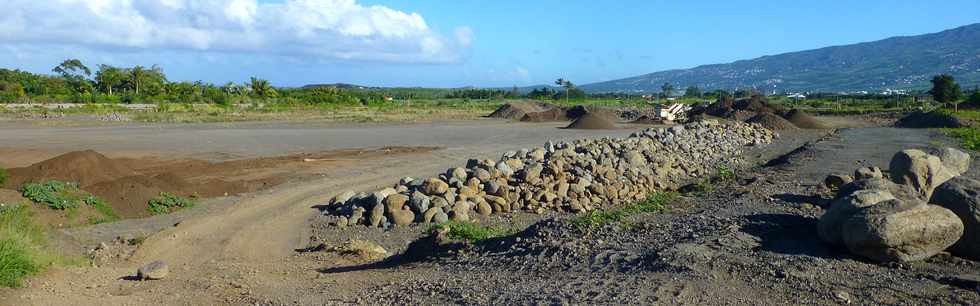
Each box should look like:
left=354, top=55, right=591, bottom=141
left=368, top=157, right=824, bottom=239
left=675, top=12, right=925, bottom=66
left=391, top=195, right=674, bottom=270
left=684, top=86, right=701, bottom=98
left=130, top=65, right=147, bottom=95
left=555, top=78, right=574, bottom=103
left=52, top=59, right=92, bottom=93
left=929, top=74, right=963, bottom=111
left=661, top=82, right=674, bottom=98
left=94, top=65, right=125, bottom=96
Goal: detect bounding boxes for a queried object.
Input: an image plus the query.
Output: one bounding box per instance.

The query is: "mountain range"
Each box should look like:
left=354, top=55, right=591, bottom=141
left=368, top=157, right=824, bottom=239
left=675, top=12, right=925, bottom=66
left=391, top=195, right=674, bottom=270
left=581, top=23, right=980, bottom=93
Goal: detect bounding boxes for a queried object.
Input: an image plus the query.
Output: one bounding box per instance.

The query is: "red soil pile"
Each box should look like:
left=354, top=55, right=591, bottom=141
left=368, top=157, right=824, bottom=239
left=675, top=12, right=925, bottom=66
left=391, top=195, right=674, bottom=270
left=566, top=113, right=618, bottom=129
left=6, top=150, right=136, bottom=187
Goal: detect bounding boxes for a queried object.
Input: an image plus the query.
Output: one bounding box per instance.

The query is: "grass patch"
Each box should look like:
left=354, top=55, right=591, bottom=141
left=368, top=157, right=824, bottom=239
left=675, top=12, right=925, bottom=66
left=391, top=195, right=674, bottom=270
left=83, top=196, right=118, bottom=224
left=147, top=192, right=195, bottom=215
left=0, top=204, right=47, bottom=287
left=940, top=128, right=980, bottom=151
left=428, top=222, right=517, bottom=242
left=573, top=192, right=677, bottom=229
left=0, top=168, right=7, bottom=188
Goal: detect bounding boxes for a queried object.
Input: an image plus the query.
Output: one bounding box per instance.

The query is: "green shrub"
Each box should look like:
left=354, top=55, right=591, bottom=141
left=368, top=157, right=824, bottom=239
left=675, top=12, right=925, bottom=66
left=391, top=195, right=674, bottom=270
left=147, top=192, right=195, bottom=215
left=428, top=222, right=516, bottom=242
left=940, top=128, right=980, bottom=151
left=20, top=181, right=82, bottom=210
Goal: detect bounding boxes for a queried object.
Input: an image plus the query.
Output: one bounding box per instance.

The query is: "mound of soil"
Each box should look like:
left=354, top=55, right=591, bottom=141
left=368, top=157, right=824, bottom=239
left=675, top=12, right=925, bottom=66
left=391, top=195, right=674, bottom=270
left=488, top=102, right=557, bottom=120
left=565, top=105, right=620, bottom=120
left=6, top=150, right=137, bottom=188
left=784, top=109, right=827, bottom=129
left=520, top=108, right=569, bottom=122
left=746, top=113, right=799, bottom=130
left=630, top=115, right=666, bottom=124
left=566, top=113, right=617, bottom=130
left=895, top=111, right=964, bottom=128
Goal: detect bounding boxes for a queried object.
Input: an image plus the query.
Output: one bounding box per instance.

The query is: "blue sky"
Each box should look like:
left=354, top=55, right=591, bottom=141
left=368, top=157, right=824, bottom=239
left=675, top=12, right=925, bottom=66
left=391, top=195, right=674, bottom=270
left=1, top=0, right=978, bottom=88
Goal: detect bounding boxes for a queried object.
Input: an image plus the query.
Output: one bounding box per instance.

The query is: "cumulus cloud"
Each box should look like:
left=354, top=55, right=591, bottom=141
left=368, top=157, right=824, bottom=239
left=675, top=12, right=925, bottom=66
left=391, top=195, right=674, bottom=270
left=0, top=0, right=470, bottom=63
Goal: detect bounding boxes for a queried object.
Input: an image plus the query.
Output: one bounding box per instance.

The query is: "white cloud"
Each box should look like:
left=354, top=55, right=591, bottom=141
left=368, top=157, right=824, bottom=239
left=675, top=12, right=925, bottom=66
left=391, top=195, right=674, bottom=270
left=0, top=0, right=470, bottom=63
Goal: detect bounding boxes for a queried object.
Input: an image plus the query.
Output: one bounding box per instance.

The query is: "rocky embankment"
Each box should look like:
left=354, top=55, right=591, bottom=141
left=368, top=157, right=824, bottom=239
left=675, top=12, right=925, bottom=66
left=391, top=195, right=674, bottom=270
left=325, top=120, right=776, bottom=227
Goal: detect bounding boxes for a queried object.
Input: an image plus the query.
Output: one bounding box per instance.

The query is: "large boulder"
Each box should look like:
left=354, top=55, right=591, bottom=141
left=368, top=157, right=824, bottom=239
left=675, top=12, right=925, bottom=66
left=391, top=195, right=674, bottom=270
left=818, top=189, right=897, bottom=246
left=889, top=149, right=967, bottom=200
left=841, top=199, right=964, bottom=262
left=931, top=177, right=980, bottom=260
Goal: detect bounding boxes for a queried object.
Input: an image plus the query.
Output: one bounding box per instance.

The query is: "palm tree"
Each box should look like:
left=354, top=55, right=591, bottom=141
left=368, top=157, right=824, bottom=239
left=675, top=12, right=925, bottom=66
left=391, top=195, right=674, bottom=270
left=555, top=78, right=573, bottom=104
left=130, top=66, right=147, bottom=95
left=248, top=77, right=273, bottom=98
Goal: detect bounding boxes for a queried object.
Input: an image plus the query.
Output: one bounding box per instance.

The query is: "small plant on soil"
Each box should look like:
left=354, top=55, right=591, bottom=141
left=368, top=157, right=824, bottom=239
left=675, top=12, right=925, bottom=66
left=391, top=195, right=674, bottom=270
left=573, top=192, right=677, bottom=229
left=83, top=196, right=118, bottom=224
left=717, top=165, right=736, bottom=181
left=147, top=192, right=195, bottom=215
left=429, top=222, right=516, bottom=242
left=0, top=168, right=8, bottom=188
left=20, top=181, right=83, bottom=210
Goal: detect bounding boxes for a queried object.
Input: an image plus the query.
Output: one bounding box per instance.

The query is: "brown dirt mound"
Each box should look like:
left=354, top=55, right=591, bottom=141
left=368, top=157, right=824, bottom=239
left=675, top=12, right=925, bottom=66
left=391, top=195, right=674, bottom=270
left=565, top=105, right=620, bottom=120
left=746, top=113, right=799, bottom=130
left=566, top=113, right=617, bottom=129
left=630, top=115, right=666, bottom=124
left=520, top=108, right=569, bottom=122
left=6, top=150, right=137, bottom=188
left=895, top=111, right=964, bottom=128
left=488, top=102, right=557, bottom=120
left=784, top=109, right=827, bottom=129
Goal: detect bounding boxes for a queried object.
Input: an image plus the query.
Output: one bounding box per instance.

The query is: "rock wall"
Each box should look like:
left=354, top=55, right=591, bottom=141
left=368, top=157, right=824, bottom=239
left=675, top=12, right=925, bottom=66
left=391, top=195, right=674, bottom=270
left=328, top=120, right=777, bottom=227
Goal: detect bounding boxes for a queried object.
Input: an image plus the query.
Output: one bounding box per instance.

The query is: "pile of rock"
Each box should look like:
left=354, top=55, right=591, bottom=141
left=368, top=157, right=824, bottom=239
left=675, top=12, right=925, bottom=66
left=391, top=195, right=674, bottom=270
left=818, top=148, right=979, bottom=262
left=327, top=120, right=777, bottom=227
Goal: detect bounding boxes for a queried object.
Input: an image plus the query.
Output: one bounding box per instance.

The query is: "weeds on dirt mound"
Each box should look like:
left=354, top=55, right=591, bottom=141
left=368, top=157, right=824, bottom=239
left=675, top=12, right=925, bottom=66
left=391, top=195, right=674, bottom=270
left=20, top=180, right=83, bottom=210
left=0, top=168, right=7, bottom=188
left=573, top=192, right=677, bottom=229
left=428, top=222, right=516, bottom=242
left=83, top=196, right=119, bottom=224
left=147, top=192, right=195, bottom=215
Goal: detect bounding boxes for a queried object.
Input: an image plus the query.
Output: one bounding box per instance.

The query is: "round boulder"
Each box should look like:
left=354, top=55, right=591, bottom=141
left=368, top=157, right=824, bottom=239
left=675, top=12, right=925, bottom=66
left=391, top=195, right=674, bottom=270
left=842, top=199, right=964, bottom=262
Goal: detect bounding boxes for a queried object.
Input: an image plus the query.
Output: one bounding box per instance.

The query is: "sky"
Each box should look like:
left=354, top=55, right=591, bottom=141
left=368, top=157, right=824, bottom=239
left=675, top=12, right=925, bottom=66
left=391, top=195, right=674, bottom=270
left=1, top=0, right=978, bottom=88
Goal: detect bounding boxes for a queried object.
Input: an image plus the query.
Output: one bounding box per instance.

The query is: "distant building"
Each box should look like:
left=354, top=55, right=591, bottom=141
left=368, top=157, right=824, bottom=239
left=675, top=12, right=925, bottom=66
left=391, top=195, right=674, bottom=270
left=786, top=93, right=806, bottom=99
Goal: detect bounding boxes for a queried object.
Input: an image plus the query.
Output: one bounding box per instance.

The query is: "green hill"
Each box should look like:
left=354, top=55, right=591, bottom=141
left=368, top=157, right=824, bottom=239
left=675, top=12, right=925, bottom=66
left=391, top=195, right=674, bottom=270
left=582, top=23, right=980, bottom=93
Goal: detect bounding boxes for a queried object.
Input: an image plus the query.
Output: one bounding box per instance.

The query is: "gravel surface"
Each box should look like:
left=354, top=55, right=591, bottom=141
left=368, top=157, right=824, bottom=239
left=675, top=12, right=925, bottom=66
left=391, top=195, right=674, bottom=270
left=304, top=127, right=980, bottom=305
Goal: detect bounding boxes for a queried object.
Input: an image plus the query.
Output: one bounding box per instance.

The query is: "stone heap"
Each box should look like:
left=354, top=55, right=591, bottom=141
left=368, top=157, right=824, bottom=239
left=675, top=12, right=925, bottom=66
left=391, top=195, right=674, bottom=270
left=328, top=120, right=777, bottom=227
left=818, top=148, right=977, bottom=262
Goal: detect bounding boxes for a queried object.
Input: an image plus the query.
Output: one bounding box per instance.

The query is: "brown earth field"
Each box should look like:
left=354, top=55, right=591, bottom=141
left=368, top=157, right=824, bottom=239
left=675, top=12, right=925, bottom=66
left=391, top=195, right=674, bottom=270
left=5, top=114, right=973, bottom=305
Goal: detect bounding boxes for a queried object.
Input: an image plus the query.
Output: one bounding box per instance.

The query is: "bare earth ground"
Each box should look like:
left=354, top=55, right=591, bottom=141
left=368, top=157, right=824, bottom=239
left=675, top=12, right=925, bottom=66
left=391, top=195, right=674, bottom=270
left=4, top=116, right=971, bottom=305
left=0, top=119, right=650, bottom=305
